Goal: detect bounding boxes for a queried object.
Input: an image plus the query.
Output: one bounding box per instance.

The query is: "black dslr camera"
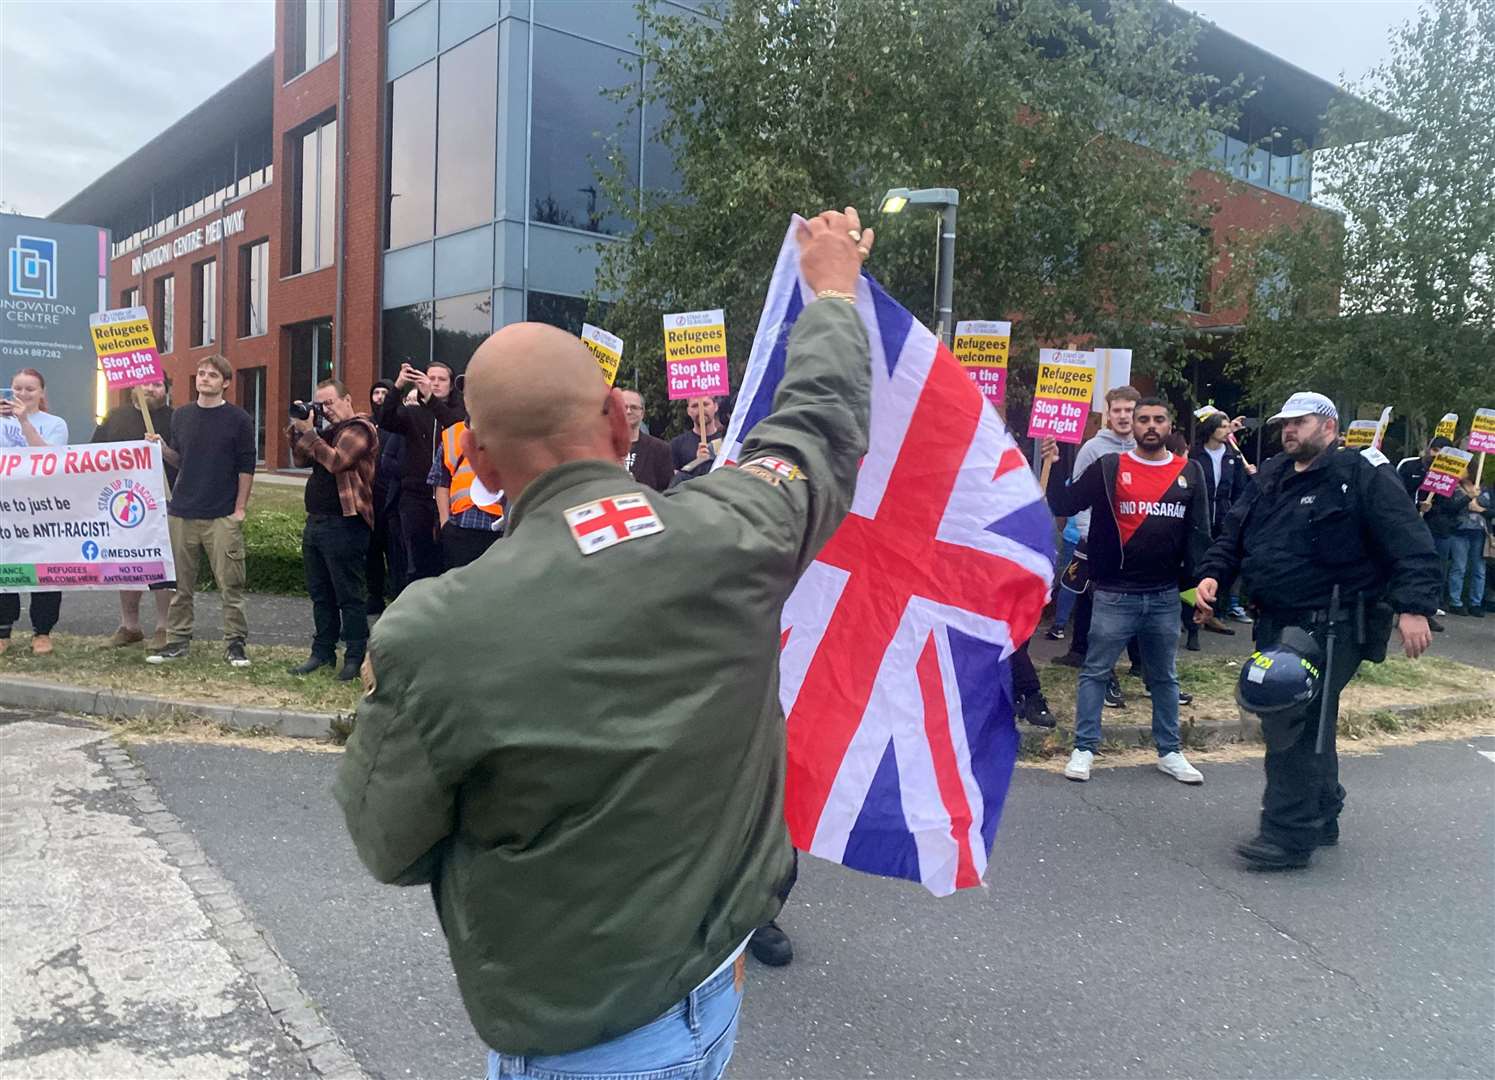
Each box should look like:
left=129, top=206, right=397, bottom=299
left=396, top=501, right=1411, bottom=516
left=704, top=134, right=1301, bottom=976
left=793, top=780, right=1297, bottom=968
left=288, top=400, right=327, bottom=422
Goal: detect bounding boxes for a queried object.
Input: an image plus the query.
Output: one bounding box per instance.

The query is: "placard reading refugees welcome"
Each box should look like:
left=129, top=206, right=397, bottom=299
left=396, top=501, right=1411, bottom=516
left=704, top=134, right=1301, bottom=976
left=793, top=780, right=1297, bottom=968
left=1419, top=446, right=1473, bottom=498
left=953, top=321, right=1011, bottom=407
left=1468, top=408, right=1495, bottom=454
left=663, top=309, right=730, bottom=400
left=580, top=323, right=624, bottom=387
left=1027, top=349, right=1096, bottom=444
left=0, top=441, right=174, bottom=591
left=90, top=306, right=164, bottom=390
left=1344, top=420, right=1379, bottom=449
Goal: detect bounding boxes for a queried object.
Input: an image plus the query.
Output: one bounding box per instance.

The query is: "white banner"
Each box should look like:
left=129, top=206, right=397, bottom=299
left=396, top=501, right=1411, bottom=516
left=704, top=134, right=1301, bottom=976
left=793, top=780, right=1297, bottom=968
left=0, top=440, right=175, bottom=592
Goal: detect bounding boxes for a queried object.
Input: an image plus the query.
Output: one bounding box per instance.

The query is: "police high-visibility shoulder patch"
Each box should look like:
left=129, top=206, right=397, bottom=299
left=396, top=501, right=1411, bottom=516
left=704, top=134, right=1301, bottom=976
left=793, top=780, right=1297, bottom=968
left=563, top=492, right=664, bottom=556
left=1360, top=446, right=1389, bottom=467
left=361, top=654, right=377, bottom=698
left=742, top=455, right=803, bottom=482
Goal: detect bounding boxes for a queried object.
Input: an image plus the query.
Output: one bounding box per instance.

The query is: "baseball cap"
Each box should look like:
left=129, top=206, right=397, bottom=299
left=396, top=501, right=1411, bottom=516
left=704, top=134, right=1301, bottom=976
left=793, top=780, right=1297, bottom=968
left=1268, top=392, right=1338, bottom=423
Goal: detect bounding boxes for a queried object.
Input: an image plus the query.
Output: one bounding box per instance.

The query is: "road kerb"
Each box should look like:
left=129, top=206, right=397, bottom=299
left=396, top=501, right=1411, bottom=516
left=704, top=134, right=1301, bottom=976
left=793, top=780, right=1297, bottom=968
left=0, top=676, right=338, bottom=739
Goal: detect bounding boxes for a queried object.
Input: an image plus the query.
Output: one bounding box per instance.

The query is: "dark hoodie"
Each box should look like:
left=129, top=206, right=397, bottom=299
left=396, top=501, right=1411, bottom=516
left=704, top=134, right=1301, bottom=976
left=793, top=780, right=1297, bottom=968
left=371, top=380, right=404, bottom=513
left=376, top=385, right=466, bottom=498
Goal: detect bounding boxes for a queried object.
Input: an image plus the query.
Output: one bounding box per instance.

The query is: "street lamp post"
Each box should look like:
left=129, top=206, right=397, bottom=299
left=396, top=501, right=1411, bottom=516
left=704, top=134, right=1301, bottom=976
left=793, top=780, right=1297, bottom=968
left=880, top=187, right=960, bottom=347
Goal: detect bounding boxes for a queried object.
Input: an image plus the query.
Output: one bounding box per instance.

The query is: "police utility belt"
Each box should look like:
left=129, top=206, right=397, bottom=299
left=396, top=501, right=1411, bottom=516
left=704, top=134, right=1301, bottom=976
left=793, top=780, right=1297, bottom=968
left=1259, top=591, right=1395, bottom=665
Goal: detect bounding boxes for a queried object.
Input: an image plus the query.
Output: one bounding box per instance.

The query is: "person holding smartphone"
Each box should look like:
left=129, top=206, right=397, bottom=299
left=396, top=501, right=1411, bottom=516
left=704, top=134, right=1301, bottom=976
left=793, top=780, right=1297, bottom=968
left=0, top=368, right=70, bottom=656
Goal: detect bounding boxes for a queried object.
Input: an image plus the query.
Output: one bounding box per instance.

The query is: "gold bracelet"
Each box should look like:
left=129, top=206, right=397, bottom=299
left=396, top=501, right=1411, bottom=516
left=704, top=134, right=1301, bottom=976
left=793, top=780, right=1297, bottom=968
left=815, top=289, right=856, bottom=304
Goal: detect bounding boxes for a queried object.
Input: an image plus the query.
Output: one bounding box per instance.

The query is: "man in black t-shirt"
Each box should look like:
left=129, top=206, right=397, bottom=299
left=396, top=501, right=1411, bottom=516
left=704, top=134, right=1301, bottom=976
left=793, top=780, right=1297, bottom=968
left=147, top=356, right=257, bottom=667
left=92, top=378, right=176, bottom=650
left=621, top=389, right=673, bottom=491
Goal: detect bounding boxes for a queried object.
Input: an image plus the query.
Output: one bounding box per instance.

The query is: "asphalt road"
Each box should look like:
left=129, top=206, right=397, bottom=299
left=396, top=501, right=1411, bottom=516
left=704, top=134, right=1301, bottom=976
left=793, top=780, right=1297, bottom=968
left=130, top=734, right=1495, bottom=1080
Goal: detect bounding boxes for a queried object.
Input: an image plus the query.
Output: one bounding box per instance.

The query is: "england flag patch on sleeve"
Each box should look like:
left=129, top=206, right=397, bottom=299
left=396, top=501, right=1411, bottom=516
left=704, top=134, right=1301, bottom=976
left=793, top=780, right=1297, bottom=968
left=742, top=455, right=803, bottom=482
left=563, top=493, right=664, bottom=556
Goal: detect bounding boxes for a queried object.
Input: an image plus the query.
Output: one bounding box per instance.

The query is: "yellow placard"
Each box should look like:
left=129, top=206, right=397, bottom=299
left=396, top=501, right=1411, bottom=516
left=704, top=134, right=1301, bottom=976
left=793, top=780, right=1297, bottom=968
left=1035, top=361, right=1097, bottom=403
left=1344, top=420, right=1378, bottom=449
left=580, top=323, right=623, bottom=387
left=663, top=322, right=727, bottom=361
left=1434, top=412, right=1458, bottom=440
left=90, top=317, right=157, bottom=356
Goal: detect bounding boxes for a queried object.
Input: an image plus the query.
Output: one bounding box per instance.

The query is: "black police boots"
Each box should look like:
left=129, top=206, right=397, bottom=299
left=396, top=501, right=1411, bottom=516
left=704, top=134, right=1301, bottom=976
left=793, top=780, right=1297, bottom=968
left=1235, top=835, right=1311, bottom=870
left=748, top=921, right=793, bottom=967
left=337, top=652, right=364, bottom=682
left=290, top=654, right=333, bottom=676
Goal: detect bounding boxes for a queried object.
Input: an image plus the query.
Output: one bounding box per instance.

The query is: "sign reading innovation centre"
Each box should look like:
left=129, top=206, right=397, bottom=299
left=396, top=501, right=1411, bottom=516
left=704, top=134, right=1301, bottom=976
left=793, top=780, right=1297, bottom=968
left=128, top=209, right=246, bottom=276
left=0, top=213, right=110, bottom=448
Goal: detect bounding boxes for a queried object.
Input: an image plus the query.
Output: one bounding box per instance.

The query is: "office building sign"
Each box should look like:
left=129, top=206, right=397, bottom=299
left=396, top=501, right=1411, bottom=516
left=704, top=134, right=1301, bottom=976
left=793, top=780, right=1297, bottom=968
left=0, top=213, right=110, bottom=442
left=129, top=208, right=247, bottom=276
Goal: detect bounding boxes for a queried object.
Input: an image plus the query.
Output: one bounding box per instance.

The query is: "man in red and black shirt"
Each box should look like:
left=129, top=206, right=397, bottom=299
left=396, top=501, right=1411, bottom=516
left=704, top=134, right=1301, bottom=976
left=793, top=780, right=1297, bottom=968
left=1043, top=397, right=1212, bottom=785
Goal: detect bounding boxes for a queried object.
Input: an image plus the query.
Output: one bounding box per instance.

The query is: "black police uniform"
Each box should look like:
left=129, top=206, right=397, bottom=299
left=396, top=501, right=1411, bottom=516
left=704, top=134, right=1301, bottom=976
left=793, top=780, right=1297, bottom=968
left=1199, top=445, right=1441, bottom=855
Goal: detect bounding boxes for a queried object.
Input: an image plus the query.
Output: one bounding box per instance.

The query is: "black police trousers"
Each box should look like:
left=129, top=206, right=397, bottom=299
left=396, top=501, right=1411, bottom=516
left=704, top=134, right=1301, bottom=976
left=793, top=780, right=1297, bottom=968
left=1254, top=618, right=1365, bottom=853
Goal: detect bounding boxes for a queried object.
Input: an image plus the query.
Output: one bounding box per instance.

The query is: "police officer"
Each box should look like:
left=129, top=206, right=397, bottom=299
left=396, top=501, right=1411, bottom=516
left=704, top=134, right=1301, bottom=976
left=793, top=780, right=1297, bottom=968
left=1194, top=392, right=1439, bottom=870
left=334, top=207, right=874, bottom=1076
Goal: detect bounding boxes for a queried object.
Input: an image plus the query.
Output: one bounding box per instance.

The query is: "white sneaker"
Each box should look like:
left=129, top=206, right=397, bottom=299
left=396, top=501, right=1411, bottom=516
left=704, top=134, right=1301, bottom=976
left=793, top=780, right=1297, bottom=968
left=1157, top=751, right=1203, bottom=784
left=1064, top=749, right=1093, bottom=782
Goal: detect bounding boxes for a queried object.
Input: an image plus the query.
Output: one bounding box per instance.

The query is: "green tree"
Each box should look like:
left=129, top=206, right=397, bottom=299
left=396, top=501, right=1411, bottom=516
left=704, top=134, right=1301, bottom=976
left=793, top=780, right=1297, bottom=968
left=1224, top=0, right=1495, bottom=450
left=595, top=0, right=1241, bottom=435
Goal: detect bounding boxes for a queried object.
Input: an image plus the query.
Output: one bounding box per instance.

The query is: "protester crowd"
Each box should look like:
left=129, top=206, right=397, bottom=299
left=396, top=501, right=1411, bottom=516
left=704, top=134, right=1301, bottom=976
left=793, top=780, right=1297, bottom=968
left=0, top=359, right=739, bottom=672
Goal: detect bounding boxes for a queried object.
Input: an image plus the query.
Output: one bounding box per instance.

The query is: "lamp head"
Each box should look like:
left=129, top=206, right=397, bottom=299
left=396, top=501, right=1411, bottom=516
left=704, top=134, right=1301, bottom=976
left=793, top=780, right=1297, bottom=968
left=879, top=186, right=959, bottom=215
left=880, top=188, right=911, bottom=214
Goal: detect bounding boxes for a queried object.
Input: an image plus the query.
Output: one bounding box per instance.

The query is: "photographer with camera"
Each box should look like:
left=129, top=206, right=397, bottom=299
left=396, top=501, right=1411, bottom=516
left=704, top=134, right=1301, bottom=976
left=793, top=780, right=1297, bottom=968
left=287, top=380, right=379, bottom=681
left=376, top=361, right=466, bottom=582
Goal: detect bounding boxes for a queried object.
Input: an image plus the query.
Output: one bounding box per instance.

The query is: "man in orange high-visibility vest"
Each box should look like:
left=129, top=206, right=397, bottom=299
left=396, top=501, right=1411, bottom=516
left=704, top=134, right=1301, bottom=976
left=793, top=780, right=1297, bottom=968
left=430, top=419, right=505, bottom=571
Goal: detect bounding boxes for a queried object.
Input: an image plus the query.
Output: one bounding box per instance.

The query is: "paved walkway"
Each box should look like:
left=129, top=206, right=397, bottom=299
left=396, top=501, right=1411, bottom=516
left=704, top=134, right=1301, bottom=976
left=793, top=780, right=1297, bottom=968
left=0, top=714, right=317, bottom=1079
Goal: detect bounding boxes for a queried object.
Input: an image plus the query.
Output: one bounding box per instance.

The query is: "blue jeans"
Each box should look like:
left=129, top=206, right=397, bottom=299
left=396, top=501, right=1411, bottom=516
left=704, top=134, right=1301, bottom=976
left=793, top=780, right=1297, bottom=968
left=1447, top=530, right=1488, bottom=610
left=1075, top=588, right=1181, bottom=755
left=1053, top=538, right=1078, bottom=628
left=487, top=961, right=743, bottom=1080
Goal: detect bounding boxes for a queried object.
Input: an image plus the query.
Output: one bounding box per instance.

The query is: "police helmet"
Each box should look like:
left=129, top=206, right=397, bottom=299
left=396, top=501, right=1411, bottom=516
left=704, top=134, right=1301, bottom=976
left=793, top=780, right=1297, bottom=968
left=1236, top=627, right=1324, bottom=715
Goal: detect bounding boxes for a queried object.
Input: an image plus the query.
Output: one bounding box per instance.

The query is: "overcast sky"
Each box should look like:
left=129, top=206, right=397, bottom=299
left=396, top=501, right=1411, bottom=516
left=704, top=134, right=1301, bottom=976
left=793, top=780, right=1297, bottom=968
left=0, top=0, right=1422, bottom=219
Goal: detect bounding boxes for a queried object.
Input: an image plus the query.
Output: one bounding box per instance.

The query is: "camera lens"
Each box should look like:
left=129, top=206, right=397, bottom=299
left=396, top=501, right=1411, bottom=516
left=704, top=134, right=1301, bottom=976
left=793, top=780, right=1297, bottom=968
left=288, top=401, right=310, bottom=420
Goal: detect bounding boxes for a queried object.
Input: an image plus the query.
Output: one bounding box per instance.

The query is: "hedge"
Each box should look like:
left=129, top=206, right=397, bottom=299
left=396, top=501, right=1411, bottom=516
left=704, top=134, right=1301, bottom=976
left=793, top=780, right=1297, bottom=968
left=192, top=490, right=308, bottom=596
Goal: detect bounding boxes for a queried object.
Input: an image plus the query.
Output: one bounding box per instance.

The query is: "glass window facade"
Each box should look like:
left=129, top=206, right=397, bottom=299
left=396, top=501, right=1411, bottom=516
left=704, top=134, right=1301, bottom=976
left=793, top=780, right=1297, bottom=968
left=241, top=240, right=269, bottom=337
left=526, top=292, right=589, bottom=335
left=381, top=301, right=433, bottom=379
left=436, top=28, right=498, bottom=237
left=529, top=27, right=640, bottom=234
left=192, top=259, right=217, bottom=347
left=389, top=0, right=425, bottom=19
left=386, top=60, right=436, bottom=248
left=289, top=319, right=335, bottom=406
left=433, top=292, right=491, bottom=375
left=239, top=366, right=268, bottom=462
left=108, top=129, right=272, bottom=260
left=288, top=0, right=339, bottom=81
left=1204, top=131, right=1313, bottom=203
left=154, top=275, right=175, bottom=353
left=294, top=118, right=338, bottom=274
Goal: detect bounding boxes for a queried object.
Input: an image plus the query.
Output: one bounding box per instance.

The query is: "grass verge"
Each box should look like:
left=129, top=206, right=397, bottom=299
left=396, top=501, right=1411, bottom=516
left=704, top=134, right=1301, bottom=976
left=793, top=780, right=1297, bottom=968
left=0, top=632, right=362, bottom=714
left=1021, top=654, right=1491, bottom=760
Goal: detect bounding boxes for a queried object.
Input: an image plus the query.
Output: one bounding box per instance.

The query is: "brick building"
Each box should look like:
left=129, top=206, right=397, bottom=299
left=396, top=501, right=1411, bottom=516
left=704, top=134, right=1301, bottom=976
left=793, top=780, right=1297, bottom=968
left=49, top=0, right=1367, bottom=469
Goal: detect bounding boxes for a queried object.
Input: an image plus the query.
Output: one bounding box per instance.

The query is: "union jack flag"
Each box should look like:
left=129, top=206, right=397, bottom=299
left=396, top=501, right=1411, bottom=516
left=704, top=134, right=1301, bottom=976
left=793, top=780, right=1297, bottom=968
left=717, top=221, right=1055, bottom=896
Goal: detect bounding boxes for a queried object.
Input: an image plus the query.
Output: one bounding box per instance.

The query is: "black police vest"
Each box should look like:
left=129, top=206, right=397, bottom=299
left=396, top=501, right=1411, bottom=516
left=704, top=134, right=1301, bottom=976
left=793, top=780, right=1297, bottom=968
left=1241, top=450, right=1381, bottom=613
